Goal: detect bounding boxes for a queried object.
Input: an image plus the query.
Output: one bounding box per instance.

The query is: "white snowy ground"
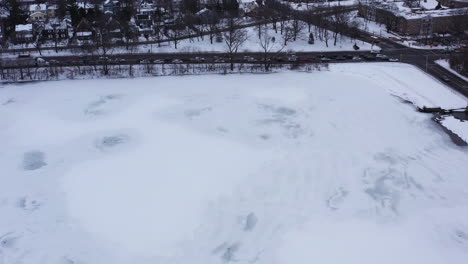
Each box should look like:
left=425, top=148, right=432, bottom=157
left=152, top=24, right=377, bottom=53
left=1, top=63, right=468, bottom=264
left=1, top=24, right=377, bottom=59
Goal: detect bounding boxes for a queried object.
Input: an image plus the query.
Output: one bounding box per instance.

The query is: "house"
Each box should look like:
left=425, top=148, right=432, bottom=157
left=136, top=14, right=153, bottom=28
left=240, top=0, right=259, bottom=15
left=14, top=24, right=34, bottom=43
left=358, top=2, right=468, bottom=35
left=196, top=8, right=218, bottom=24
left=103, top=0, right=121, bottom=15
left=42, top=20, right=69, bottom=41
left=77, top=3, right=100, bottom=11
left=29, top=11, right=47, bottom=22
left=74, top=18, right=95, bottom=40
left=29, top=4, right=47, bottom=15
left=28, top=4, right=47, bottom=22
left=105, top=18, right=123, bottom=39
left=47, top=5, right=58, bottom=18
left=139, top=1, right=156, bottom=16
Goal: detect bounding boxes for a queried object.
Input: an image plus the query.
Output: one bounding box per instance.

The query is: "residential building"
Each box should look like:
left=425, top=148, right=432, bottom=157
left=358, top=2, right=468, bottom=35
left=47, top=5, right=58, bottom=18
left=14, top=24, right=34, bottom=43
left=75, top=18, right=95, bottom=40
left=42, top=20, right=69, bottom=41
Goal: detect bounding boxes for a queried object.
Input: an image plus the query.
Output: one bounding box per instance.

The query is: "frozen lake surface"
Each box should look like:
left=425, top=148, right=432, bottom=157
left=1, top=63, right=467, bottom=264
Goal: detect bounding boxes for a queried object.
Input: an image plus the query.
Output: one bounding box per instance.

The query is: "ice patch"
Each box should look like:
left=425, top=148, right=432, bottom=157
left=95, top=134, right=130, bottom=151
left=0, top=232, right=18, bottom=249
left=17, top=196, right=41, bottom=211
left=244, top=213, right=258, bottom=231
left=2, top=98, right=15, bottom=105
left=84, top=94, right=122, bottom=116
left=22, top=151, right=46, bottom=170
left=185, top=107, right=212, bottom=119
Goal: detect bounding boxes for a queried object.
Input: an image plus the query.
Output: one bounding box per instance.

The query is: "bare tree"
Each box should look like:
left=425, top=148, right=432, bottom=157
left=205, top=12, right=220, bottom=44
left=152, top=23, right=164, bottom=47
left=330, top=5, right=352, bottom=46
left=223, top=18, right=248, bottom=71
left=258, top=24, right=285, bottom=71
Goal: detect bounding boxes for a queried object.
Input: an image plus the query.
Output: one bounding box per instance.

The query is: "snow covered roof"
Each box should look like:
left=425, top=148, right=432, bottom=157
left=196, top=8, right=210, bottom=15
left=30, top=11, right=46, bottom=17
left=29, top=4, right=46, bottom=12
left=15, top=24, right=33, bottom=32
left=78, top=3, right=97, bottom=9
left=77, top=31, right=92, bottom=36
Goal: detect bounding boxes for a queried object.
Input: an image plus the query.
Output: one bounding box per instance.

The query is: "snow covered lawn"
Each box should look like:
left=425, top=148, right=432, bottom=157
left=0, top=23, right=377, bottom=59
left=125, top=25, right=377, bottom=53
left=1, top=63, right=468, bottom=264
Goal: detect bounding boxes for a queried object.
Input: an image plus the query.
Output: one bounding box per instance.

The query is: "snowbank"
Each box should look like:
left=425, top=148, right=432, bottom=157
left=435, top=59, right=468, bottom=82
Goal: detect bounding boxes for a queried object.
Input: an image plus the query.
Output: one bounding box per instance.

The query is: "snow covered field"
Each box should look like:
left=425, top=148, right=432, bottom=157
left=0, top=24, right=377, bottom=59
left=145, top=25, right=377, bottom=53
left=1, top=63, right=468, bottom=264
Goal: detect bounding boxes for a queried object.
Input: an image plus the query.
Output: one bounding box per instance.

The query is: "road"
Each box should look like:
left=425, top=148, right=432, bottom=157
left=1, top=34, right=466, bottom=98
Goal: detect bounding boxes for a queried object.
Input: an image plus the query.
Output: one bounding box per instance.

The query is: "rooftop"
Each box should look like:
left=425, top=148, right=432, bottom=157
left=15, top=24, right=33, bottom=32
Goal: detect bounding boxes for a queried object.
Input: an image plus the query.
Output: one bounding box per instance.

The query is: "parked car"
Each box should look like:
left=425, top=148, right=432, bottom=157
left=193, top=57, right=205, bottom=62
left=214, top=56, right=225, bottom=63
left=172, top=59, right=183, bottom=63
left=35, top=57, right=49, bottom=66
left=352, top=56, right=362, bottom=61
left=153, top=59, right=164, bottom=64
left=376, top=54, right=389, bottom=60
left=274, top=56, right=284, bottom=62
left=244, top=56, right=255, bottom=62
left=139, top=59, right=151, bottom=64
left=441, top=75, right=450, bottom=82
left=370, top=49, right=380, bottom=54
left=389, top=58, right=399, bottom=62
left=321, top=57, right=331, bottom=62
left=288, top=55, right=298, bottom=62
left=301, top=57, right=312, bottom=62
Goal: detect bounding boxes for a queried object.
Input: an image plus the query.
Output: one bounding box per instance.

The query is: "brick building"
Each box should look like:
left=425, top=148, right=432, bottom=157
left=358, top=3, right=468, bottom=35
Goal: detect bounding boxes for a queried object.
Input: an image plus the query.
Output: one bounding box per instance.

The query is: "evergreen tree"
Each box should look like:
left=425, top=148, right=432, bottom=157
left=0, top=0, right=28, bottom=37
left=67, top=0, right=81, bottom=27
left=308, top=33, right=314, bottom=44
left=57, top=0, right=68, bottom=19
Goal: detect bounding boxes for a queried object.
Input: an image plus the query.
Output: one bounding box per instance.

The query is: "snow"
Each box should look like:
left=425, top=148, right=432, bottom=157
left=1, top=63, right=468, bottom=264
left=288, top=0, right=358, bottom=10
left=29, top=4, right=46, bottom=12
left=435, top=59, right=468, bottom=82
left=441, top=116, right=468, bottom=142
left=153, top=24, right=378, bottom=53
left=2, top=23, right=377, bottom=57
left=76, top=31, right=93, bottom=37
left=15, top=24, right=32, bottom=32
